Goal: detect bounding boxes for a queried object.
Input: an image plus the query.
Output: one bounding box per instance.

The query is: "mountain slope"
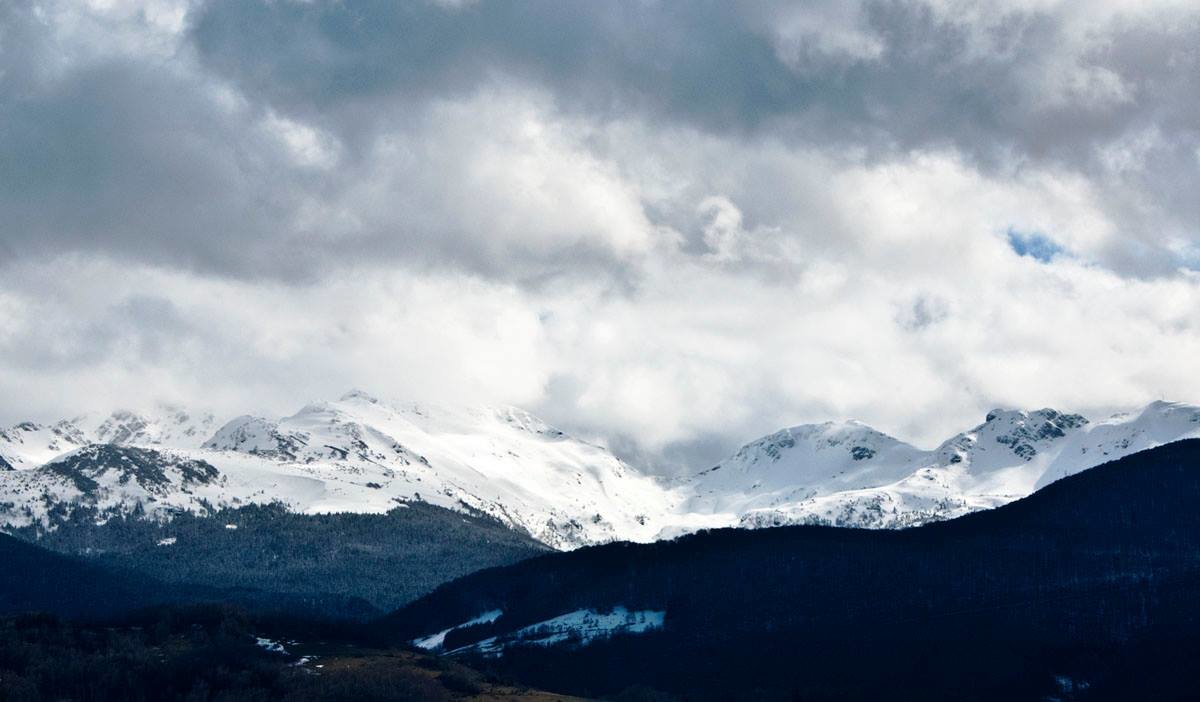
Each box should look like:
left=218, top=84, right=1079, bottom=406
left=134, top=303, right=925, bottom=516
left=0, top=420, right=88, bottom=470
left=197, top=392, right=673, bottom=547
left=388, top=440, right=1200, bottom=700
left=0, top=405, right=218, bottom=471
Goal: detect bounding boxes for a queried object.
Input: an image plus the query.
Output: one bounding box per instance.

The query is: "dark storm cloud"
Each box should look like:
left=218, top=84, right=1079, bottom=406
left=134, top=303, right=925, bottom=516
left=191, top=0, right=1200, bottom=275
left=189, top=1, right=794, bottom=137
left=1, top=61, right=302, bottom=277
left=0, top=2, right=321, bottom=278
left=189, top=1, right=1200, bottom=172
left=199, top=0, right=1195, bottom=275
left=0, top=1, right=669, bottom=282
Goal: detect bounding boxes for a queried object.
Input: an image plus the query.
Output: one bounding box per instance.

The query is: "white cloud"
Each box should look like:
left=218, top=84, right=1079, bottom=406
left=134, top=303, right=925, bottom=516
left=262, top=112, right=340, bottom=169
left=4, top=214, right=1199, bottom=473
left=764, top=2, right=886, bottom=68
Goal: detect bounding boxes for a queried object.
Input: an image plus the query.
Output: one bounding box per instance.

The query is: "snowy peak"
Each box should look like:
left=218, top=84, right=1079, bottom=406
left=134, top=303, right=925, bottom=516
left=20, top=393, right=634, bottom=545
left=92, top=410, right=160, bottom=446
left=935, top=408, right=1089, bottom=469
left=679, top=401, right=1198, bottom=533
left=203, top=415, right=311, bottom=461
left=86, top=406, right=219, bottom=449
left=277, top=399, right=431, bottom=465
left=683, top=419, right=927, bottom=517
left=53, top=404, right=223, bottom=450
left=339, top=389, right=382, bottom=404
left=0, top=421, right=89, bottom=470
left=712, top=420, right=915, bottom=474
left=1035, top=401, right=1200, bottom=490
left=1123, top=400, right=1200, bottom=435
left=0, top=405, right=220, bottom=472
left=43, top=445, right=221, bottom=496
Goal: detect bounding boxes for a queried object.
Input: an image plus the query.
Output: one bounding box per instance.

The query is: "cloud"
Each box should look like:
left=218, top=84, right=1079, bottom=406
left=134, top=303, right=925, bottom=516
left=4, top=0, right=1197, bottom=280
left=1, top=0, right=1199, bottom=472
left=4, top=225, right=1198, bottom=473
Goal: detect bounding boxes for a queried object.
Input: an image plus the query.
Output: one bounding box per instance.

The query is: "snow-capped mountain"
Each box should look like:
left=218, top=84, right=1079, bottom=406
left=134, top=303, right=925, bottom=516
left=0, top=421, right=88, bottom=470
left=1034, top=401, right=1200, bottom=489
left=84, top=407, right=219, bottom=449
left=1, top=445, right=221, bottom=523
left=682, top=420, right=929, bottom=516
left=0, top=404, right=218, bottom=471
left=0, top=392, right=671, bottom=549
left=1, top=394, right=1198, bottom=547
left=687, top=402, right=1200, bottom=530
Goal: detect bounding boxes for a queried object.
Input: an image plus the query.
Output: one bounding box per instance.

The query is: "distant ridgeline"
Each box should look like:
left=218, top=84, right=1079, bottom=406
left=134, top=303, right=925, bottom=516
left=388, top=441, right=1200, bottom=700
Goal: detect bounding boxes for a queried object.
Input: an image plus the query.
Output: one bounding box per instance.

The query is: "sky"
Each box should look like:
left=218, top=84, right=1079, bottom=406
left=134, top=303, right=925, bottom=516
left=1, top=0, right=1198, bottom=473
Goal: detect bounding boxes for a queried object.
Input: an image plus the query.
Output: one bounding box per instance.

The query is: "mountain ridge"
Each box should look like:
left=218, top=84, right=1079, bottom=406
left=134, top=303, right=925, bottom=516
left=2, top=394, right=1199, bottom=547
left=691, top=401, right=1200, bottom=530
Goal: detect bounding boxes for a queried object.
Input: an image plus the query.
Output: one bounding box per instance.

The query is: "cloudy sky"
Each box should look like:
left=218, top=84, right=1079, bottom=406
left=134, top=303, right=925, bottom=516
left=2, top=0, right=1198, bottom=472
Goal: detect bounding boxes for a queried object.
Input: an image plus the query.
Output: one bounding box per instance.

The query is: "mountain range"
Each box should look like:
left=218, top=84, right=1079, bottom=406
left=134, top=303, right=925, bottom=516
left=8, top=439, right=1196, bottom=699
left=3, top=392, right=1198, bottom=548
left=2, top=402, right=1199, bottom=699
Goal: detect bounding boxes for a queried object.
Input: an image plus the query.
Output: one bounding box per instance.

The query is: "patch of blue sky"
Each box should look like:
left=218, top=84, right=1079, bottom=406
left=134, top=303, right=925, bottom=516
left=1175, top=241, right=1200, bottom=271
left=1006, top=229, right=1065, bottom=263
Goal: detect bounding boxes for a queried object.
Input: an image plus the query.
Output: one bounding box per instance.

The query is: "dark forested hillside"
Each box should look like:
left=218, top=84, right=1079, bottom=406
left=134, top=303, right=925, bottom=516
left=0, top=524, right=568, bottom=699
left=10, top=501, right=548, bottom=614
left=0, top=527, right=388, bottom=621
left=0, top=531, right=168, bottom=620
left=387, top=440, right=1200, bottom=700
left=0, top=606, right=584, bottom=702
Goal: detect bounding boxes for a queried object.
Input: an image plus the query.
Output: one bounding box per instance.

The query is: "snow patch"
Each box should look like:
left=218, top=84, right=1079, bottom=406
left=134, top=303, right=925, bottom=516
left=412, top=609, right=503, bottom=651
left=451, top=607, right=665, bottom=656
left=254, top=637, right=287, bottom=655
